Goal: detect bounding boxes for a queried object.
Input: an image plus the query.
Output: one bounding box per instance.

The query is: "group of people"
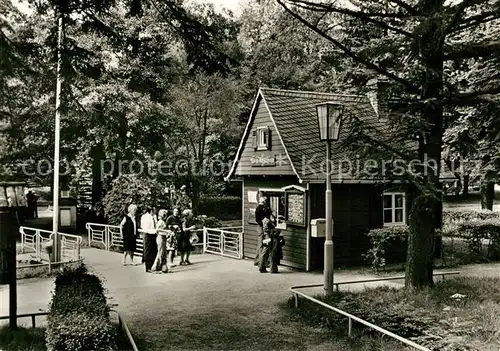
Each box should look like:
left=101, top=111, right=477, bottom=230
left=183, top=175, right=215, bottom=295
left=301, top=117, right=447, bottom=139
left=120, top=204, right=198, bottom=274
left=254, top=196, right=285, bottom=273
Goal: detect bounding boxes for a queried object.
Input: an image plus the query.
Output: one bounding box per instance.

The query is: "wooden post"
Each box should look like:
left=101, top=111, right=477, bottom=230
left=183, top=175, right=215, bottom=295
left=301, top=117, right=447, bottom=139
left=0, top=207, right=18, bottom=329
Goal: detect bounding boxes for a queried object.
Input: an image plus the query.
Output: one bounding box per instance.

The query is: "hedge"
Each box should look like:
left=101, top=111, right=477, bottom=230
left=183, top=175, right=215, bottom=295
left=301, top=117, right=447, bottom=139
left=197, top=196, right=242, bottom=220
left=446, top=219, right=500, bottom=262
left=46, top=264, right=117, bottom=351
left=365, top=215, right=500, bottom=270
left=364, top=226, right=408, bottom=271
left=443, top=208, right=500, bottom=224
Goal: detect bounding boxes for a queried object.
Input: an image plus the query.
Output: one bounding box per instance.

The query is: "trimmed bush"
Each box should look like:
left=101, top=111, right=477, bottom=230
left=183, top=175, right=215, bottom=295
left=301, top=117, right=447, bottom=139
left=443, top=208, right=500, bottom=225
left=193, top=215, right=223, bottom=228
left=364, top=226, right=408, bottom=271
left=46, top=264, right=116, bottom=351
left=197, top=196, right=242, bottom=220
left=447, top=219, right=500, bottom=261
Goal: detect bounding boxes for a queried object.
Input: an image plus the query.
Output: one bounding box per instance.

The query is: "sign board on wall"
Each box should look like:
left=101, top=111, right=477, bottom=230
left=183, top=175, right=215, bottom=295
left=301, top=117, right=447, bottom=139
left=248, top=207, right=257, bottom=224
left=286, top=192, right=305, bottom=226
left=250, top=154, right=276, bottom=167
left=247, top=191, right=258, bottom=203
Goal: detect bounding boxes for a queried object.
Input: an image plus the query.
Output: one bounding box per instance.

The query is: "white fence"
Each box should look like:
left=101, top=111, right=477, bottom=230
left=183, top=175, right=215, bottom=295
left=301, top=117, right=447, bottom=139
left=86, top=223, right=144, bottom=255
left=19, top=227, right=82, bottom=262
left=86, top=223, right=243, bottom=259
left=203, top=227, right=243, bottom=259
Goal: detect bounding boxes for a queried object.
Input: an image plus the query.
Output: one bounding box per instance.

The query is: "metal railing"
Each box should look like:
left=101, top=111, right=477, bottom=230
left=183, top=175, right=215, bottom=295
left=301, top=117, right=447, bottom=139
left=290, top=271, right=460, bottom=351
left=203, top=227, right=243, bottom=259
left=86, top=223, right=243, bottom=258
left=20, top=227, right=82, bottom=262
left=110, top=309, right=139, bottom=351
left=86, top=222, right=144, bottom=255
left=0, top=311, right=48, bottom=328
left=0, top=310, right=138, bottom=351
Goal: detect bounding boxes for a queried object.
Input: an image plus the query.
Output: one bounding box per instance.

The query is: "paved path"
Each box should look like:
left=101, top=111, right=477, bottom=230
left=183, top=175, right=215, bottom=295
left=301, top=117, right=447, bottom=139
left=4, top=248, right=497, bottom=349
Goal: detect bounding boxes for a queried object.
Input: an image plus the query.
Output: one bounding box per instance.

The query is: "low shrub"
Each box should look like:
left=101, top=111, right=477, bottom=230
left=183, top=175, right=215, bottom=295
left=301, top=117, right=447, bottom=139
left=46, top=313, right=116, bottom=351
left=447, top=219, right=500, bottom=261
left=364, top=226, right=408, bottom=271
left=46, top=264, right=116, bottom=351
left=193, top=215, right=223, bottom=229
left=197, top=196, right=242, bottom=220
left=443, top=208, right=500, bottom=225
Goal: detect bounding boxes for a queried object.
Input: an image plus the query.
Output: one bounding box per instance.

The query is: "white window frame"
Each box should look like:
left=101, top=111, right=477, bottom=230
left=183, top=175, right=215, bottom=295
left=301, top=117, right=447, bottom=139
left=256, top=126, right=269, bottom=151
left=383, top=192, right=406, bottom=226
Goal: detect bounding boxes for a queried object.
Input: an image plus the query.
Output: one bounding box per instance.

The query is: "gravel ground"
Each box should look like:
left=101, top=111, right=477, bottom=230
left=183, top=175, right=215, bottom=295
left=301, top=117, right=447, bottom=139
left=4, top=247, right=496, bottom=350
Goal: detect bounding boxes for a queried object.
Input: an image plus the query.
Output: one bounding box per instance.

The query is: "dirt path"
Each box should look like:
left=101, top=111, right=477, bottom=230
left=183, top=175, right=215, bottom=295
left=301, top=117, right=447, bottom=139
left=8, top=248, right=488, bottom=350
left=78, top=248, right=404, bottom=350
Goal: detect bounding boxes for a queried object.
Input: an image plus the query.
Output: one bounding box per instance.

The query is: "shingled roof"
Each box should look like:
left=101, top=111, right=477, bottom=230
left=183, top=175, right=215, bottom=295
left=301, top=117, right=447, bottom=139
left=226, top=87, right=456, bottom=182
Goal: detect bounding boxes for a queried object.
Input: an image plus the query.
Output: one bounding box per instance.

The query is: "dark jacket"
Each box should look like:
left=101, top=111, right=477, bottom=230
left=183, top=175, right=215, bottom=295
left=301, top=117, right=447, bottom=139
left=255, top=204, right=272, bottom=227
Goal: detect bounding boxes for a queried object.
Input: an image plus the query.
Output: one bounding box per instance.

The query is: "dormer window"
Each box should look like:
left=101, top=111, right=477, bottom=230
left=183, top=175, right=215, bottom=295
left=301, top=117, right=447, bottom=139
left=252, top=126, right=272, bottom=151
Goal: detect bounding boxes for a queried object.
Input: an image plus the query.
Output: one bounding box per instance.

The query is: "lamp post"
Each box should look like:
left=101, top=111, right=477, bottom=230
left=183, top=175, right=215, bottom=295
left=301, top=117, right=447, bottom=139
left=316, top=102, right=344, bottom=296
left=52, top=14, right=63, bottom=262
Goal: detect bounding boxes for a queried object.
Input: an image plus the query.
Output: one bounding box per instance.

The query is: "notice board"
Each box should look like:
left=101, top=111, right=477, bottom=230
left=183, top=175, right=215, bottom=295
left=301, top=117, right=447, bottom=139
left=286, top=192, right=305, bottom=226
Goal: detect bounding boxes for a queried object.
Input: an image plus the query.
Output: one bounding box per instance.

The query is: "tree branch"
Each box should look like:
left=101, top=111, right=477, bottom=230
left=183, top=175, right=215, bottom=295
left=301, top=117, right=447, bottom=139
left=388, top=0, right=421, bottom=15
left=289, top=1, right=415, bottom=37
left=449, top=11, right=500, bottom=33
left=277, top=0, right=420, bottom=94
left=288, top=0, right=416, bottom=17
left=443, top=0, right=477, bottom=37
left=444, top=41, right=500, bottom=60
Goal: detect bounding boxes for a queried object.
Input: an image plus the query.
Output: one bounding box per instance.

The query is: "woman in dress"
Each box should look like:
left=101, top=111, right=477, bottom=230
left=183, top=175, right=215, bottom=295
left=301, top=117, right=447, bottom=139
left=152, top=209, right=169, bottom=273
left=180, top=209, right=196, bottom=265
left=165, top=208, right=182, bottom=266
left=120, top=204, right=138, bottom=266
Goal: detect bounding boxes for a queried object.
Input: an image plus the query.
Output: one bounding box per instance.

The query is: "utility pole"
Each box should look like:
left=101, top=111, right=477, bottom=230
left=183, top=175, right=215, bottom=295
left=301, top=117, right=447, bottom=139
left=52, top=15, right=63, bottom=262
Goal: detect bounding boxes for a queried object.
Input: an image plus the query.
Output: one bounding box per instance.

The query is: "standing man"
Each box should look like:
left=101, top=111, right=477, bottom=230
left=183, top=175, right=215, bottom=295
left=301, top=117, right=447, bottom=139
left=140, top=207, right=157, bottom=273
left=32, top=192, right=38, bottom=219
left=254, top=196, right=269, bottom=266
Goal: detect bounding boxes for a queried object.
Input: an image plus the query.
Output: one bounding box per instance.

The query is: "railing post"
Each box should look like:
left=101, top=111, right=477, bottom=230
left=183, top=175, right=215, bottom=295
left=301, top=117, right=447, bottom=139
left=203, top=227, right=207, bottom=253
left=220, top=232, right=224, bottom=254
left=20, top=227, right=24, bottom=253
left=348, top=317, right=352, bottom=337
left=87, top=224, right=91, bottom=248
left=335, top=283, right=339, bottom=292
left=294, top=293, right=299, bottom=308
left=36, top=230, right=41, bottom=261
left=239, top=232, right=243, bottom=259
left=32, top=315, right=36, bottom=328
left=77, top=239, right=81, bottom=259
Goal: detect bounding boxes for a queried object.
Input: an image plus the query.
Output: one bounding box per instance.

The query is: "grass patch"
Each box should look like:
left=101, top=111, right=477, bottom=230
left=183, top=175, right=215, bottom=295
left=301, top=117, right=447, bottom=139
left=0, top=326, right=46, bottom=351
left=283, top=276, right=500, bottom=350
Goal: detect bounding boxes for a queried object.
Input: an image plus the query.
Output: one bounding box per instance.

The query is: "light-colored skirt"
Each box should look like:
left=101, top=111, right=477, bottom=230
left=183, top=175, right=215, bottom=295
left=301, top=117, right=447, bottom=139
left=152, top=235, right=168, bottom=272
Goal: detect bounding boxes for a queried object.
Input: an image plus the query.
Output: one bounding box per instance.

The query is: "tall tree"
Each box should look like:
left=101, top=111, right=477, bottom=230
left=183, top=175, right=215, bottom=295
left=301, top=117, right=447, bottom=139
left=277, top=0, right=500, bottom=288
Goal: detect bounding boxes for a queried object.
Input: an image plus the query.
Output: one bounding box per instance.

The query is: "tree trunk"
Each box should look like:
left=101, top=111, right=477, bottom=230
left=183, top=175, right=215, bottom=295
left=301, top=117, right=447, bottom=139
left=91, top=143, right=105, bottom=205
left=463, top=174, right=469, bottom=195
left=405, top=195, right=437, bottom=289
left=481, top=180, right=494, bottom=210
left=405, top=1, right=444, bottom=289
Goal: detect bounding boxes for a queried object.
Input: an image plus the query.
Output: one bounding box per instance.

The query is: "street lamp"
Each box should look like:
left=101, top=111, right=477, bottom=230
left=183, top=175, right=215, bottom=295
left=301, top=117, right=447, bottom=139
left=316, top=102, right=344, bottom=296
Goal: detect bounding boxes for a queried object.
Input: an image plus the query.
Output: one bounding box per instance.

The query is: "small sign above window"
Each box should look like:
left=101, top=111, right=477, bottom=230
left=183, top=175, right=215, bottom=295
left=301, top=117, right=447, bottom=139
left=251, top=154, right=276, bottom=167
left=61, top=190, right=70, bottom=198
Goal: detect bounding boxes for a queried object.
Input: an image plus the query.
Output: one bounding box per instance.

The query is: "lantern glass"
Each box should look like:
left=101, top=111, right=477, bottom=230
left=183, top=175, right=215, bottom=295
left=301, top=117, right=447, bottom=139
left=316, top=102, right=344, bottom=141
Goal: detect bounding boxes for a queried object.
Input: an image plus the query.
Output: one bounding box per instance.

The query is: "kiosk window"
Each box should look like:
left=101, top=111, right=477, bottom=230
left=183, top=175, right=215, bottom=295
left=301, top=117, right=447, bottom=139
left=265, top=193, right=286, bottom=226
